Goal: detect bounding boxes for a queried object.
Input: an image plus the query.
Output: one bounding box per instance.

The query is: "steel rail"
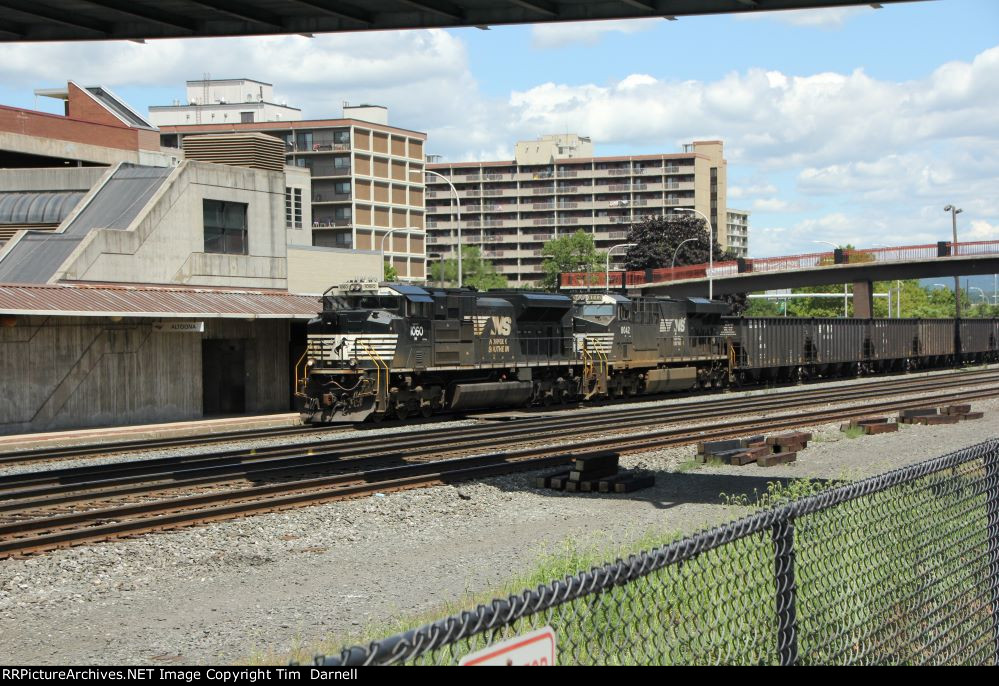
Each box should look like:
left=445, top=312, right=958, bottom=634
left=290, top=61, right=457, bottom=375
left=1, top=372, right=997, bottom=520
left=3, top=368, right=998, bottom=497
left=1, top=385, right=998, bottom=558
left=1, top=365, right=995, bottom=467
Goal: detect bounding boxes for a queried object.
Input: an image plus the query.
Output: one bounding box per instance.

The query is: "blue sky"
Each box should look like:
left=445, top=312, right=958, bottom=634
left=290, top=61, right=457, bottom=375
left=0, top=0, right=996, bottom=258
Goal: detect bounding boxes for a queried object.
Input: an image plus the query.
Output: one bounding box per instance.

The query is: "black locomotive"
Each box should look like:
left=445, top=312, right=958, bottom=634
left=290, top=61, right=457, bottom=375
left=297, top=281, right=999, bottom=424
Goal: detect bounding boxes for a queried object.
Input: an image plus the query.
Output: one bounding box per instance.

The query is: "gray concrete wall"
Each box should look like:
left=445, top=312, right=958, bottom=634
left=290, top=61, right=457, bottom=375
left=0, top=167, right=107, bottom=192
left=56, top=160, right=289, bottom=289
left=287, top=245, right=383, bottom=294
left=0, top=315, right=291, bottom=436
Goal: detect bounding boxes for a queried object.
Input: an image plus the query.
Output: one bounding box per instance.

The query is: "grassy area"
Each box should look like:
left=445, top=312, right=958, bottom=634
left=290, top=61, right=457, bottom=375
left=253, top=459, right=994, bottom=665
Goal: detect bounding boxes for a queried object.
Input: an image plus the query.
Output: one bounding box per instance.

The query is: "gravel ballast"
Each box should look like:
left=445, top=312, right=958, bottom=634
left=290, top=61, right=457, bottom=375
left=1, top=385, right=998, bottom=664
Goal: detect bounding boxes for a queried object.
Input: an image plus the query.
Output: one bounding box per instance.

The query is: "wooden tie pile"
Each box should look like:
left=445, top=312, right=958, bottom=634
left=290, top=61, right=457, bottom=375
left=697, top=432, right=811, bottom=467
left=537, top=452, right=655, bottom=493
left=898, top=404, right=984, bottom=425
left=842, top=404, right=983, bottom=434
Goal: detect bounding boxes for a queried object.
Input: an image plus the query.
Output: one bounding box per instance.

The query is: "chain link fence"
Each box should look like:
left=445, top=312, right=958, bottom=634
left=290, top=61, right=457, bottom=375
left=317, top=439, right=999, bottom=665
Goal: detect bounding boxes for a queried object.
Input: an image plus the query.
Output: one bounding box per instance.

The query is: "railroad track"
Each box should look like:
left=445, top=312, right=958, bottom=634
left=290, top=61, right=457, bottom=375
left=0, top=423, right=343, bottom=467
left=1, top=369, right=998, bottom=558
left=4, top=365, right=994, bottom=468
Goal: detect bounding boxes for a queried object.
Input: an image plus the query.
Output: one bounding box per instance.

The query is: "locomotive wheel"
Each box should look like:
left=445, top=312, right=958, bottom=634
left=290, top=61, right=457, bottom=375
left=370, top=412, right=386, bottom=424
left=395, top=404, right=409, bottom=421
left=420, top=403, right=433, bottom=418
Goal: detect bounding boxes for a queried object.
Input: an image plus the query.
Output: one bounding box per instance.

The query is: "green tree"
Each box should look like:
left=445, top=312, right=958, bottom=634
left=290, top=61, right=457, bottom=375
left=383, top=262, right=398, bottom=282
left=539, top=229, right=606, bottom=290
left=430, top=244, right=508, bottom=290
left=623, top=213, right=732, bottom=271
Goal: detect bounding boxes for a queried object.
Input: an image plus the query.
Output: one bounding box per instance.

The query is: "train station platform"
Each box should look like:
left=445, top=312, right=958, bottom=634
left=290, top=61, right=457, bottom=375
left=0, top=411, right=302, bottom=453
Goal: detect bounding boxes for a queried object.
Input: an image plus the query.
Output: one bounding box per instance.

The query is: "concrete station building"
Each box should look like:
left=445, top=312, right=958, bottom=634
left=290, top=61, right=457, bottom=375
left=425, top=135, right=743, bottom=285
left=0, top=81, right=384, bottom=436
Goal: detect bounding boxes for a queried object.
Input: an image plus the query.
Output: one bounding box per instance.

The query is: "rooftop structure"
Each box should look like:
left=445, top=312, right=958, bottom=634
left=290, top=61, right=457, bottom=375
left=157, top=89, right=428, bottom=282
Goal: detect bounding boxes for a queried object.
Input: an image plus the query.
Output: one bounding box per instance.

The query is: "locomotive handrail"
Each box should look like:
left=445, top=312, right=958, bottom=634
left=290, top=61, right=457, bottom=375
left=356, top=339, right=389, bottom=411
left=293, top=349, right=309, bottom=398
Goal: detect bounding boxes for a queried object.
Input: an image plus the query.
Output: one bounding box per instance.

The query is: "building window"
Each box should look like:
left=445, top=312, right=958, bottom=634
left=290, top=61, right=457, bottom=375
left=333, top=155, right=350, bottom=169
left=334, top=181, right=351, bottom=195
left=333, top=130, right=350, bottom=144
left=296, top=132, right=313, bottom=150
left=240, top=111, right=254, bottom=123
left=203, top=200, right=248, bottom=255
left=285, top=187, right=302, bottom=229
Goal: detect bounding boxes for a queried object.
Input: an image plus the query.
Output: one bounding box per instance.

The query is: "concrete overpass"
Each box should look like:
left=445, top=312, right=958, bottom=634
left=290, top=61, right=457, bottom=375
left=0, top=1, right=925, bottom=43
left=560, top=241, right=999, bottom=317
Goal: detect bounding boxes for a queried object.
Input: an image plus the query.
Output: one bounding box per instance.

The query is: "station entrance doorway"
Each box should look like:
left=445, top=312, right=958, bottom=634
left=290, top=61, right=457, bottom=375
left=202, top=339, right=246, bottom=415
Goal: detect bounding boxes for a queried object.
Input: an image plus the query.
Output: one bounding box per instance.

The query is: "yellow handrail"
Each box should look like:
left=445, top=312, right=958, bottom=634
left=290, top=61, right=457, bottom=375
left=356, top=339, right=390, bottom=410
left=293, top=349, right=309, bottom=397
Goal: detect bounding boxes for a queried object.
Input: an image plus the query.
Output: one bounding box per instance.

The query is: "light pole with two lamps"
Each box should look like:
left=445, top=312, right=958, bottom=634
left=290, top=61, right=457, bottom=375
left=944, top=205, right=963, bottom=319
left=380, top=227, right=425, bottom=281
left=418, top=169, right=463, bottom=288
left=671, top=238, right=698, bottom=270
left=675, top=208, right=715, bottom=300
left=605, top=243, right=636, bottom=292
left=813, top=240, right=848, bottom=317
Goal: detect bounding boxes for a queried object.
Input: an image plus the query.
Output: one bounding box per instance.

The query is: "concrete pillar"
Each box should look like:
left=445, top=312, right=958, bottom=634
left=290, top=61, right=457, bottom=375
left=853, top=280, right=874, bottom=318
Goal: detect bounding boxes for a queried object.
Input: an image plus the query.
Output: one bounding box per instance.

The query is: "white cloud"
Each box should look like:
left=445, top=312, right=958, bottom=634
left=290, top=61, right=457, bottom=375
left=736, top=7, right=871, bottom=29
left=3, top=30, right=997, bottom=257
left=530, top=18, right=660, bottom=49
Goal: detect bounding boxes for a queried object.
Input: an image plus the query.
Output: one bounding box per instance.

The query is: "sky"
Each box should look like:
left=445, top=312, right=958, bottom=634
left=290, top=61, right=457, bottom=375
left=0, top=0, right=997, bottom=259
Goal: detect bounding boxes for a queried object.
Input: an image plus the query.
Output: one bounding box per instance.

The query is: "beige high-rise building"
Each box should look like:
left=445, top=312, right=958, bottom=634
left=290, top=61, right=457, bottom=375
left=425, top=137, right=728, bottom=285
left=154, top=83, right=427, bottom=281
left=726, top=208, right=750, bottom=258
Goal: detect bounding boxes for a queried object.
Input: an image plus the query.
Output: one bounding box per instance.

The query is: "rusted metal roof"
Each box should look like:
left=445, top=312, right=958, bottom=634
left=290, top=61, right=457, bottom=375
left=0, top=282, right=320, bottom=319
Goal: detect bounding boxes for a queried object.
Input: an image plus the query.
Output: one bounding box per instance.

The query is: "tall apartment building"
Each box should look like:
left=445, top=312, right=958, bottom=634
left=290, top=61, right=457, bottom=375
left=726, top=208, right=750, bottom=257
left=152, top=80, right=427, bottom=281
left=425, top=136, right=728, bottom=285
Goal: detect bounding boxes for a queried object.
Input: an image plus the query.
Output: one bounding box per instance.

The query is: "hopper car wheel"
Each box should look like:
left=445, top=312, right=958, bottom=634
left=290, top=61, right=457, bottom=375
left=420, top=403, right=433, bottom=419
left=395, top=404, right=409, bottom=421
left=370, top=412, right=386, bottom=424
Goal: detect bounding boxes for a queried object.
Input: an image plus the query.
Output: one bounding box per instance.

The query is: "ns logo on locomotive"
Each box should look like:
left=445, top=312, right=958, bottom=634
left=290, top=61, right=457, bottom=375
left=296, top=281, right=999, bottom=424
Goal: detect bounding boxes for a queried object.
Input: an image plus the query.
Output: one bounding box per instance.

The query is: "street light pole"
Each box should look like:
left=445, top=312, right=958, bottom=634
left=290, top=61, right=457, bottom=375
left=422, top=169, right=463, bottom=288
left=676, top=208, right=714, bottom=300
left=671, top=238, right=698, bottom=270
left=814, top=240, right=847, bottom=317
left=605, top=243, right=636, bottom=292
left=380, top=227, right=424, bottom=281
left=944, top=205, right=963, bottom=319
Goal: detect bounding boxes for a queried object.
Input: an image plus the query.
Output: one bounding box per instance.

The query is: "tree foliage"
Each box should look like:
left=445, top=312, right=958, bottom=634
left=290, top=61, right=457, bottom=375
left=539, top=229, right=606, bottom=290
left=383, top=262, right=398, bottom=282
left=623, top=214, right=732, bottom=272
left=430, top=244, right=508, bottom=290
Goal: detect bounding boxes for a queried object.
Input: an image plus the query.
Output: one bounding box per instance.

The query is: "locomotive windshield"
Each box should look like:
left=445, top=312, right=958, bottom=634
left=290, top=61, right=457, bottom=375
left=329, top=295, right=402, bottom=311
left=578, top=304, right=614, bottom=317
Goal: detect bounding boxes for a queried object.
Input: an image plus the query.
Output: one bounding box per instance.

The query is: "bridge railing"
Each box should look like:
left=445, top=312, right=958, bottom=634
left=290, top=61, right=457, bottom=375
left=842, top=244, right=939, bottom=263
left=746, top=250, right=833, bottom=273
left=953, top=240, right=999, bottom=256
left=559, top=240, right=999, bottom=289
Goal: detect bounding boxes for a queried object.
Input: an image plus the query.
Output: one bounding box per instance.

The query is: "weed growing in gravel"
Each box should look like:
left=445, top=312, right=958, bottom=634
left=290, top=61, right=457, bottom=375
left=842, top=426, right=866, bottom=439
left=720, top=478, right=833, bottom=508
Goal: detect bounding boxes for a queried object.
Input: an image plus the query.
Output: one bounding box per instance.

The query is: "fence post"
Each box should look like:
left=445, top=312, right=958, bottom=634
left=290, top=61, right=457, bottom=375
left=773, top=516, right=799, bottom=665
left=985, top=449, right=999, bottom=665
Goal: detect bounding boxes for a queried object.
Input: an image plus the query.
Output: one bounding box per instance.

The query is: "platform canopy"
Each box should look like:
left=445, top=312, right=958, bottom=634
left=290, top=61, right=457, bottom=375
left=0, top=1, right=922, bottom=43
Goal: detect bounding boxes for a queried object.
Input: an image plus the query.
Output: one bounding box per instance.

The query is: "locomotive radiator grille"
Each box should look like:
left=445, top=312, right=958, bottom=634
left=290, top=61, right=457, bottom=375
left=307, top=334, right=399, bottom=363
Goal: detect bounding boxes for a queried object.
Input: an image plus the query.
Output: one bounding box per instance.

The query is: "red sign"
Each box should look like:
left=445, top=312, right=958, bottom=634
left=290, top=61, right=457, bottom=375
left=460, top=627, right=557, bottom=666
